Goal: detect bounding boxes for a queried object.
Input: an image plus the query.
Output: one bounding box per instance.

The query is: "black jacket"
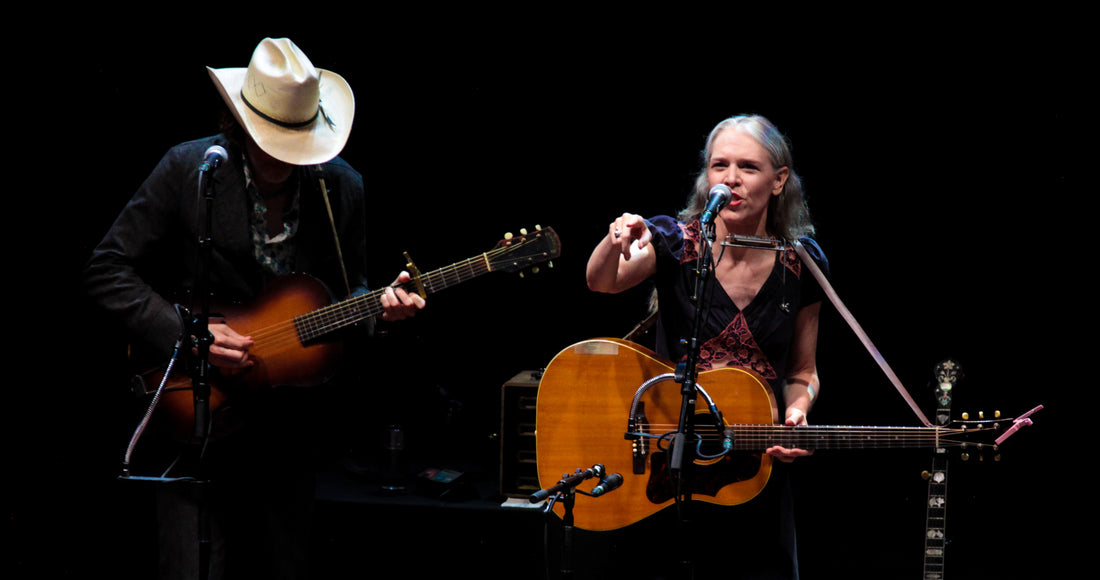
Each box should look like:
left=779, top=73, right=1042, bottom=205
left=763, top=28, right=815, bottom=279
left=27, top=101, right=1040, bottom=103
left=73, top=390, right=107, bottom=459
left=84, top=134, right=370, bottom=362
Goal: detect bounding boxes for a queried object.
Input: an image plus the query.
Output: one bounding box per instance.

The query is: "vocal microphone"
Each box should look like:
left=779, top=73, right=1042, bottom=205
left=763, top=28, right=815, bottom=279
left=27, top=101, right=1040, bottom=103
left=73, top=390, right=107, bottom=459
left=590, top=473, right=624, bottom=496
left=199, top=145, right=228, bottom=173
left=700, top=184, right=732, bottom=225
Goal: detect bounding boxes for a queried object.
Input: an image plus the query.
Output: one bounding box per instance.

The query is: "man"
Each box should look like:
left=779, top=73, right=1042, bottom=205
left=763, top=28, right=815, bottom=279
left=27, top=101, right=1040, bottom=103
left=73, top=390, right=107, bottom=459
left=84, top=38, right=424, bottom=579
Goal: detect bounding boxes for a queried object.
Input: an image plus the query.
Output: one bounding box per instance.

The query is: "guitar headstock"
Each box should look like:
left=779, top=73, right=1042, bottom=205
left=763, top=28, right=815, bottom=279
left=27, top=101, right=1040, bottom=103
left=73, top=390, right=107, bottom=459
left=953, top=409, right=1004, bottom=463
left=932, top=359, right=963, bottom=419
left=491, top=225, right=562, bottom=276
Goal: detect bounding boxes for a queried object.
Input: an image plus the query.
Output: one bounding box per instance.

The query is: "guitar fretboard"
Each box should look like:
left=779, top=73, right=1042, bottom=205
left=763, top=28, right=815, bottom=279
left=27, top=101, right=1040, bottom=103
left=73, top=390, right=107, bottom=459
left=295, top=253, right=496, bottom=342
left=635, top=423, right=991, bottom=452
left=923, top=362, right=957, bottom=580
left=923, top=454, right=948, bottom=580
left=726, top=424, right=960, bottom=451
left=287, top=228, right=559, bottom=344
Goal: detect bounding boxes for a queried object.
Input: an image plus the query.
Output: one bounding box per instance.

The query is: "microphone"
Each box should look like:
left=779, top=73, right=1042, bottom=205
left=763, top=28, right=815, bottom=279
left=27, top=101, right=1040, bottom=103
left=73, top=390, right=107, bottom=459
left=199, top=145, right=228, bottom=173
left=590, top=473, right=624, bottom=496
left=700, top=184, right=732, bottom=225
left=529, top=464, right=605, bottom=503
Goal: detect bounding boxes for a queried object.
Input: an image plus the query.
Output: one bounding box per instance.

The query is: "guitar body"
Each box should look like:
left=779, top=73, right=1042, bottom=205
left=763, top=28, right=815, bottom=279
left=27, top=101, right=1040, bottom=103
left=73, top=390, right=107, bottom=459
left=154, top=274, right=343, bottom=439
left=216, top=273, right=344, bottom=389
left=535, top=338, right=778, bottom=531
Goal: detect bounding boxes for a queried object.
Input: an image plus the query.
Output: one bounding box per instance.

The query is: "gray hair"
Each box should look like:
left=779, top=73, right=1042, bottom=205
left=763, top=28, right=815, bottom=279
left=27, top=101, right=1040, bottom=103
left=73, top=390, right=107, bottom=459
left=678, top=114, right=814, bottom=241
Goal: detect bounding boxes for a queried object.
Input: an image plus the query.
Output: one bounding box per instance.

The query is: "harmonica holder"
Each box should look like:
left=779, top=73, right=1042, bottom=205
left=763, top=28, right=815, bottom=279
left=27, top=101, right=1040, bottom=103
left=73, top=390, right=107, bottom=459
left=721, top=234, right=787, bottom=251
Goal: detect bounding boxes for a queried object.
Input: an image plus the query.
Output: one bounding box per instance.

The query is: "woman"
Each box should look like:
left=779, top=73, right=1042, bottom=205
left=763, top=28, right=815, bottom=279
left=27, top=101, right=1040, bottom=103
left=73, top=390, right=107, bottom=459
left=585, top=114, right=826, bottom=578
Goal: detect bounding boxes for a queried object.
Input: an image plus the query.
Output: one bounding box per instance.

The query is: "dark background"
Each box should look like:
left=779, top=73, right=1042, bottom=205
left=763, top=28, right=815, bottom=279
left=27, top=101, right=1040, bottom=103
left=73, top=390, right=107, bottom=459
left=10, top=13, right=1084, bottom=579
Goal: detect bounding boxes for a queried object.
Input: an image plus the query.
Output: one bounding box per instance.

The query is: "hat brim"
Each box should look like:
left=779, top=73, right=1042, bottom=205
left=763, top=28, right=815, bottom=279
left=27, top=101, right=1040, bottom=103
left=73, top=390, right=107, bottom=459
left=208, top=66, right=355, bottom=166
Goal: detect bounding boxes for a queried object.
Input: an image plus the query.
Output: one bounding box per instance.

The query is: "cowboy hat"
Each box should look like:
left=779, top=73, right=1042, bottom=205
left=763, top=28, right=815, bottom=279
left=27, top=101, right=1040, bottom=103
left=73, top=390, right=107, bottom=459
left=208, top=38, right=355, bottom=166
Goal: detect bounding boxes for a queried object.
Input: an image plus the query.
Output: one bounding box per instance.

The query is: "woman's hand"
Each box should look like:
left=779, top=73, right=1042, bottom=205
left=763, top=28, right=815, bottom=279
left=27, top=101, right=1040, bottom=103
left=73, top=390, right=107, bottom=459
left=610, top=213, right=652, bottom=260
left=766, top=408, right=814, bottom=463
left=586, top=213, right=657, bottom=293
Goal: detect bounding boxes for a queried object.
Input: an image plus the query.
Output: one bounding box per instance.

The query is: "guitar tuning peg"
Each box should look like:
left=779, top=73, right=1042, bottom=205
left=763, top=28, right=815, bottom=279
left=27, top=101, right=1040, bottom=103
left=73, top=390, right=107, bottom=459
left=979, top=411, right=985, bottom=419
left=961, top=412, right=969, bottom=420
left=921, top=470, right=932, bottom=480
left=548, top=260, right=554, bottom=268
left=994, top=410, right=1001, bottom=418
left=504, top=232, right=513, bottom=240
left=520, top=228, right=528, bottom=235
left=960, top=452, right=970, bottom=462
left=531, top=266, right=540, bottom=274
left=535, top=224, right=542, bottom=230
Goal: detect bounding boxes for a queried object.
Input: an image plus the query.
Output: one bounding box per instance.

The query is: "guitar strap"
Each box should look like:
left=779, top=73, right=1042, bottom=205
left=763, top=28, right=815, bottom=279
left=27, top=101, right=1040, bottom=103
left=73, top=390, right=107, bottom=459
left=792, top=240, right=933, bottom=427
left=314, top=165, right=352, bottom=298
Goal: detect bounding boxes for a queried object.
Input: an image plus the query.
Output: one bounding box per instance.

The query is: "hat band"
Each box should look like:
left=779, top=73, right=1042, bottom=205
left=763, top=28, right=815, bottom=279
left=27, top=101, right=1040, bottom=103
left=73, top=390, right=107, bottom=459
left=241, top=90, right=319, bottom=130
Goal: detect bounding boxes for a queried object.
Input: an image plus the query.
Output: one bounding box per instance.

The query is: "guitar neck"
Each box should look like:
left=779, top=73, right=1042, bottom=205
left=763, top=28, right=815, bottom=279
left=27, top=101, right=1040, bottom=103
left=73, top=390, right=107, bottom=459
left=923, top=452, right=948, bottom=579
left=725, top=424, right=952, bottom=451
left=923, top=360, right=958, bottom=580
left=296, top=253, right=494, bottom=341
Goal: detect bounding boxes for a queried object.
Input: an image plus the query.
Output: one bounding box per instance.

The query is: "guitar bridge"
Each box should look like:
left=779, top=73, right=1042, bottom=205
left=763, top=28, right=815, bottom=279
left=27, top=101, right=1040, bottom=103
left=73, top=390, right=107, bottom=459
left=629, top=402, right=649, bottom=475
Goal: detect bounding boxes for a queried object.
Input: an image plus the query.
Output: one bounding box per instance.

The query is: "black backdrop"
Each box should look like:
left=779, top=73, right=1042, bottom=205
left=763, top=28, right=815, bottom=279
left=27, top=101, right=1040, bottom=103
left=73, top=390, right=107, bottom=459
left=12, top=15, right=1083, bottom=579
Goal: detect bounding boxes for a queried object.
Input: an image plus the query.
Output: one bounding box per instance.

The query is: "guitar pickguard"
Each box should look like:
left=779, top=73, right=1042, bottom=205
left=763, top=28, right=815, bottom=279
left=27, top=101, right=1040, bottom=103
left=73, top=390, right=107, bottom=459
left=646, top=450, right=764, bottom=503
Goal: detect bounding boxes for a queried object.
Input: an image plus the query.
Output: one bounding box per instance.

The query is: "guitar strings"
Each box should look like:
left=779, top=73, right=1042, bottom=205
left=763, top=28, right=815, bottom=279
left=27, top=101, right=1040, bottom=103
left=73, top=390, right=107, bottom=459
left=234, top=242, right=523, bottom=355
left=636, top=423, right=989, bottom=449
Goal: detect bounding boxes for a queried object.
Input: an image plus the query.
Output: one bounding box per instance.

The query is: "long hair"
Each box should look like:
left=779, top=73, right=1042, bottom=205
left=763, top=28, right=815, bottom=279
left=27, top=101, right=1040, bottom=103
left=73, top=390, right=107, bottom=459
left=677, top=115, right=814, bottom=241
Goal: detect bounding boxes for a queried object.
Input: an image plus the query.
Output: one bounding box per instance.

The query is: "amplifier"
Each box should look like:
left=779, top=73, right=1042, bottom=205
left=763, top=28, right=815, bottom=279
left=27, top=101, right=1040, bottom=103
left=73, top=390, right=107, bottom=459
left=499, top=370, right=542, bottom=498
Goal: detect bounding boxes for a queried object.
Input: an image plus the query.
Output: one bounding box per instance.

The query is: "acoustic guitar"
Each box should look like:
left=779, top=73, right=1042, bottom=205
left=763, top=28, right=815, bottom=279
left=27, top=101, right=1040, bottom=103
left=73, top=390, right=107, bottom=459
left=143, top=226, right=560, bottom=439
left=534, top=338, right=1014, bottom=531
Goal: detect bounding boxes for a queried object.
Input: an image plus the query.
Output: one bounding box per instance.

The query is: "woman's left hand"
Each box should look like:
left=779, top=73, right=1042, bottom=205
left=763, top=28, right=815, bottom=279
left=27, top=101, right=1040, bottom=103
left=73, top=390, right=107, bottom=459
left=766, top=408, right=814, bottom=463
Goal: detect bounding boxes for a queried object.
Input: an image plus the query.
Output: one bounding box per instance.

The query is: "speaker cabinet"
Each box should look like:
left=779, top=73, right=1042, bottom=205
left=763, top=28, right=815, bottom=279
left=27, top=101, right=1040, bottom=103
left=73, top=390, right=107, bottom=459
left=499, top=370, right=541, bottom=498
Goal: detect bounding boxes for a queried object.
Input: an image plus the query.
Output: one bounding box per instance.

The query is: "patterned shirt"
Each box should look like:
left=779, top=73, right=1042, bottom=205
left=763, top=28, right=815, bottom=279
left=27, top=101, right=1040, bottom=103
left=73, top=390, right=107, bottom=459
left=243, top=161, right=301, bottom=278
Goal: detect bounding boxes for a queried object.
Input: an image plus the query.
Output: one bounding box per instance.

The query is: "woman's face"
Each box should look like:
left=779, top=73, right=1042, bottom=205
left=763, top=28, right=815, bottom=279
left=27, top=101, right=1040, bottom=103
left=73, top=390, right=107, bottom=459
left=706, top=129, right=789, bottom=235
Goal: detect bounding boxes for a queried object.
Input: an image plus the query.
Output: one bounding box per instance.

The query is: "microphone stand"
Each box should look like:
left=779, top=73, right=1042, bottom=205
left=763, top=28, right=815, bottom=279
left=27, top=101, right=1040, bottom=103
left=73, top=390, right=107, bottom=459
left=181, top=159, right=225, bottom=580
left=668, top=218, right=721, bottom=579
left=142, top=161, right=221, bottom=580
left=531, top=466, right=612, bottom=578
left=191, top=159, right=220, bottom=447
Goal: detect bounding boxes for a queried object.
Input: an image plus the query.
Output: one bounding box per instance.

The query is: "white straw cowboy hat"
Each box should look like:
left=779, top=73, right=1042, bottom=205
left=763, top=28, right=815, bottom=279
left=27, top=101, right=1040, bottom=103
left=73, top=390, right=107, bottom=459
left=208, top=38, right=355, bottom=166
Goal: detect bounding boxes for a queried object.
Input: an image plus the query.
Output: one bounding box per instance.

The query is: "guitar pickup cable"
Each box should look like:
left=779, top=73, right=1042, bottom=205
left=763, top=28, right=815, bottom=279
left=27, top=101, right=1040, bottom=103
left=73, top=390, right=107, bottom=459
left=625, top=373, right=733, bottom=462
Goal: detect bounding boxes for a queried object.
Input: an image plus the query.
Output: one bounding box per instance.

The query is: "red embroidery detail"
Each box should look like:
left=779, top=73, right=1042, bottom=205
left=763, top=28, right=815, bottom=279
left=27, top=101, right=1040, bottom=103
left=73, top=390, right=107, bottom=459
left=692, top=311, right=776, bottom=379
left=781, top=246, right=801, bottom=278
left=680, top=221, right=701, bottom=264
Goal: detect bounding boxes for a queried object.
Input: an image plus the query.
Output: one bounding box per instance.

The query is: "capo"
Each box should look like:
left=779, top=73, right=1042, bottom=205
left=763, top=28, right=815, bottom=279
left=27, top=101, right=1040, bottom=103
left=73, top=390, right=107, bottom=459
left=402, top=252, right=427, bottom=299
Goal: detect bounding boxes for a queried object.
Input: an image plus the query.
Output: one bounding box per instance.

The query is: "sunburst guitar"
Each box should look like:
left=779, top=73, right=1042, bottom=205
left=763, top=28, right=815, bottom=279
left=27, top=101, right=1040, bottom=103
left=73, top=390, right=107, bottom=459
left=142, top=226, right=561, bottom=440
left=534, top=338, right=1017, bottom=531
